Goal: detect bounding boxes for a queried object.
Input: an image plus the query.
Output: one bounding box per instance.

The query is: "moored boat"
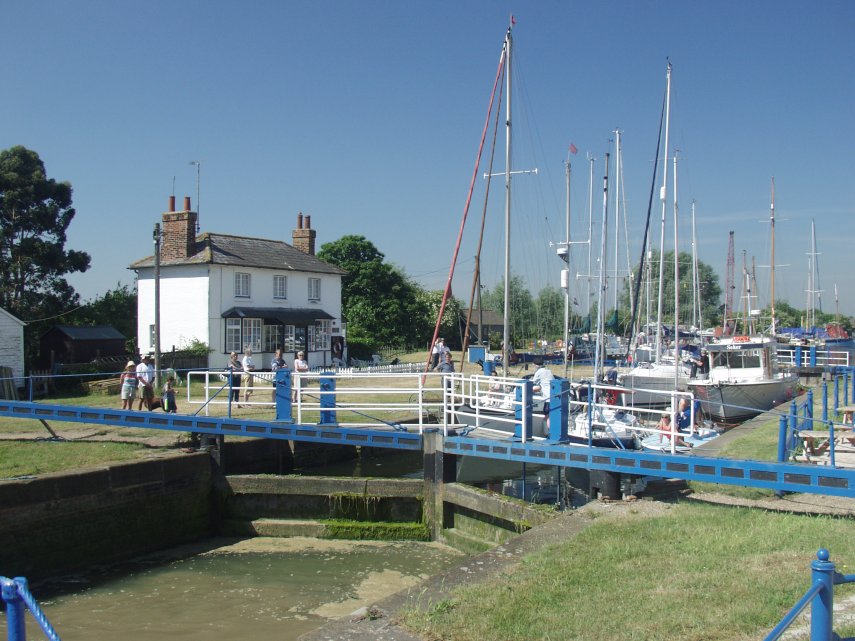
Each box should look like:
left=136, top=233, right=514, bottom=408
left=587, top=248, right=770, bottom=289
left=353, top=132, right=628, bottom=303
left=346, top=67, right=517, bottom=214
left=688, top=335, right=798, bottom=424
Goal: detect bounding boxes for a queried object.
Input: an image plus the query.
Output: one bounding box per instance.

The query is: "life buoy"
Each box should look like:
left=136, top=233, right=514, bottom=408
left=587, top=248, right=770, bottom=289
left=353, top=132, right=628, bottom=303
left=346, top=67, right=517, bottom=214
left=331, top=339, right=343, bottom=358
left=733, top=336, right=750, bottom=343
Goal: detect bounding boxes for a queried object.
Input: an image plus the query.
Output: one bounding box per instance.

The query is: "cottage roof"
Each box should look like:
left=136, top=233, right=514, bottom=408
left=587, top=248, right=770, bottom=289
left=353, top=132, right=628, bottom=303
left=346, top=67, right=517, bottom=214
left=129, top=233, right=346, bottom=275
left=46, top=325, right=126, bottom=340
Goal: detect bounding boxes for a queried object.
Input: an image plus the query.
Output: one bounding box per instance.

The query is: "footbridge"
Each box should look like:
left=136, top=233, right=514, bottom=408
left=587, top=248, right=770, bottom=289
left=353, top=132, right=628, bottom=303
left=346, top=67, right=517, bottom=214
left=2, top=368, right=854, bottom=498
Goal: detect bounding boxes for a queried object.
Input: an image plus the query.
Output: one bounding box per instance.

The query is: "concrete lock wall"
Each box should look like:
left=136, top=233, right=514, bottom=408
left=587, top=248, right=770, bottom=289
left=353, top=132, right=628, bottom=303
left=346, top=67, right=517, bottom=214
left=0, top=453, right=214, bottom=581
left=0, top=437, right=562, bottom=581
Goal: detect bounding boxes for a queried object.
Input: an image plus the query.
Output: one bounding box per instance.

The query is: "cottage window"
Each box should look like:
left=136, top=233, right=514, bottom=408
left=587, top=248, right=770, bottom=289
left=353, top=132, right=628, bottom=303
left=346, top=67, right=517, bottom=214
left=273, top=275, right=287, bottom=300
left=225, top=319, right=241, bottom=352
left=263, top=323, right=283, bottom=353
left=243, top=318, right=262, bottom=352
left=283, top=325, right=295, bottom=352
left=310, top=319, right=331, bottom=350
left=235, top=272, right=251, bottom=298
left=308, top=278, right=321, bottom=301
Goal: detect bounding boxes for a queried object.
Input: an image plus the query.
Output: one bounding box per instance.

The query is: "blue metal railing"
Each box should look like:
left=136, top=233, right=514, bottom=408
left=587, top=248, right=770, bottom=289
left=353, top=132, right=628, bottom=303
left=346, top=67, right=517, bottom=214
left=1, top=576, right=61, bottom=641
left=764, top=549, right=854, bottom=641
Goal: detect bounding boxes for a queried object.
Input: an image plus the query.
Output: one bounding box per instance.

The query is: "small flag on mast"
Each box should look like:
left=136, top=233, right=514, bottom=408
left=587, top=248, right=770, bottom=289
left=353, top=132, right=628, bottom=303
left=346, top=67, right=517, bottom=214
left=511, top=15, right=516, bottom=25
left=569, top=142, right=578, bottom=155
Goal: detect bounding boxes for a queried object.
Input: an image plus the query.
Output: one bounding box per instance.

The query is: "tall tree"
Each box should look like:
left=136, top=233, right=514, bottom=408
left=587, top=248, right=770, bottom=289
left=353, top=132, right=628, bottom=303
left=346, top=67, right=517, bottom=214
left=68, top=283, right=138, bottom=353
left=623, top=250, right=722, bottom=329
left=317, top=235, right=425, bottom=348
left=0, top=146, right=90, bottom=319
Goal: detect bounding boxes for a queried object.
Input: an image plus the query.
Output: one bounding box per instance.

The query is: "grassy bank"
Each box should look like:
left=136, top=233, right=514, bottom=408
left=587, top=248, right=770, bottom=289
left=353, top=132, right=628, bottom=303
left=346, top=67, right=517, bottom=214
left=402, top=501, right=855, bottom=641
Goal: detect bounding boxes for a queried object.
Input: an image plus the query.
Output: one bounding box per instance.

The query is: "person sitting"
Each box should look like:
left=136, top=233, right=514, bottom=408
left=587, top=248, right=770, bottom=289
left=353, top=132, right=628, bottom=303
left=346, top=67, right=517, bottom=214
left=657, top=413, right=687, bottom=447
left=676, top=398, right=693, bottom=432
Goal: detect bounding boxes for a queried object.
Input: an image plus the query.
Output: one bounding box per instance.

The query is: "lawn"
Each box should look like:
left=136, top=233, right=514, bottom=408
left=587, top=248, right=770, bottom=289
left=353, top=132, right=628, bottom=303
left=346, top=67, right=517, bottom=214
left=402, top=501, right=855, bottom=641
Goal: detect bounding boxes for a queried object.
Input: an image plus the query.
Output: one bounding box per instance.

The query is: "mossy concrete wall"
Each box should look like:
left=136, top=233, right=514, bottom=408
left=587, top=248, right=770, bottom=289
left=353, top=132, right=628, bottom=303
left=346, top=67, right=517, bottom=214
left=0, top=452, right=213, bottom=581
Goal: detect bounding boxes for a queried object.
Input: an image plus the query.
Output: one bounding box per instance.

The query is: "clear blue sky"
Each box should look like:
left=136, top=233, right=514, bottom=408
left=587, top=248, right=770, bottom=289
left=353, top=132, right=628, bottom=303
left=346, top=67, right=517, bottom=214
left=2, top=2, right=853, bottom=320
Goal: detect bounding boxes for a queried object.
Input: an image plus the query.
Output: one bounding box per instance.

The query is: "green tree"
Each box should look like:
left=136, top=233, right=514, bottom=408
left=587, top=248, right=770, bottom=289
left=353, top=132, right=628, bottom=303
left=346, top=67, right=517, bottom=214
left=0, top=146, right=91, bottom=318
left=480, top=274, right=535, bottom=348
left=624, top=250, right=722, bottom=330
left=0, top=146, right=91, bottom=366
left=67, top=283, right=137, bottom=354
left=317, top=235, right=425, bottom=349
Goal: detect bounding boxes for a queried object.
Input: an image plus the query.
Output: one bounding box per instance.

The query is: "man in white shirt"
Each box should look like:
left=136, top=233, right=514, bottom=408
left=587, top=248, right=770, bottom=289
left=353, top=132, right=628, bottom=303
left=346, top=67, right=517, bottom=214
left=136, top=355, right=154, bottom=410
left=531, top=359, right=555, bottom=430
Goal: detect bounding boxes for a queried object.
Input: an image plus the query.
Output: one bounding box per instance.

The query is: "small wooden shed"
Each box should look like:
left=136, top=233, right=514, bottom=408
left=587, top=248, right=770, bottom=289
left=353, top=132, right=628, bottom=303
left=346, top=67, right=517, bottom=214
left=40, top=325, right=127, bottom=366
left=0, top=307, right=26, bottom=394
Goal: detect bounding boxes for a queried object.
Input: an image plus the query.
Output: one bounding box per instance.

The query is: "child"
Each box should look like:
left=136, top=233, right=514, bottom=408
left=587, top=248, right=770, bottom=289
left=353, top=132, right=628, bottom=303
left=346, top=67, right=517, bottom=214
left=163, top=375, right=178, bottom=414
left=119, top=361, right=137, bottom=410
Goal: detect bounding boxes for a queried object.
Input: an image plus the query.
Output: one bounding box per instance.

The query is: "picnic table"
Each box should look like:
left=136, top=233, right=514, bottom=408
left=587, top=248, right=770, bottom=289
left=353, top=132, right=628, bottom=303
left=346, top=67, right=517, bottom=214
left=796, top=428, right=855, bottom=463
left=838, top=404, right=855, bottom=425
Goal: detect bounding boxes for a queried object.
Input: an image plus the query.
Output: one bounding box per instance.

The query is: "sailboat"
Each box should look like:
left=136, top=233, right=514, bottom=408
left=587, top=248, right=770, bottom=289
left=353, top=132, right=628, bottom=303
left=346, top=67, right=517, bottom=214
left=688, top=179, right=799, bottom=423
left=617, top=62, right=693, bottom=407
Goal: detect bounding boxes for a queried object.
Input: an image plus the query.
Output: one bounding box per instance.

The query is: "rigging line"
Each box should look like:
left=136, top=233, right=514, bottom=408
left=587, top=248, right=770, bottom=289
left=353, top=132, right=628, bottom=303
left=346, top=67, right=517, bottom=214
left=20, top=303, right=87, bottom=323
left=462, top=59, right=506, bottom=369
left=425, top=32, right=508, bottom=374
left=626, top=85, right=667, bottom=359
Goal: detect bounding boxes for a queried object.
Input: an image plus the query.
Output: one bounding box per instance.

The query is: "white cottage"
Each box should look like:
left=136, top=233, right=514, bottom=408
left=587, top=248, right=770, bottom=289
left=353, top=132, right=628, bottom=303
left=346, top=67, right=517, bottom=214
left=130, top=197, right=345, bottom=370
left=0, top=307, right=26, bottom=387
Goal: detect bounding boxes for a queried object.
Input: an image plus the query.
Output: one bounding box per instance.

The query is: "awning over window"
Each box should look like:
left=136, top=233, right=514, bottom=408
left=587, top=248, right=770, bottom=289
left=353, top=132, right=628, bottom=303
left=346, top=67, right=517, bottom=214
left=222, top=307, right=334, bottom=325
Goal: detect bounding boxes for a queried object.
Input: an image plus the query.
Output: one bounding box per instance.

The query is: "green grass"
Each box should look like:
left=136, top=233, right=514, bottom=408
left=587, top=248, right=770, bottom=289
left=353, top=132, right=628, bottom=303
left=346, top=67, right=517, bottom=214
left=402, top=502, right=855, bottom=641
left=0, top=441, right=150, bottom=478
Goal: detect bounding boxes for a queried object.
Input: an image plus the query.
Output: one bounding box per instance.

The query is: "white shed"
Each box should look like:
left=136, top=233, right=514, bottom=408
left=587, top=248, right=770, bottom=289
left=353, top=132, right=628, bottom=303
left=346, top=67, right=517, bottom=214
left=0, top=307, right=26, bottom=392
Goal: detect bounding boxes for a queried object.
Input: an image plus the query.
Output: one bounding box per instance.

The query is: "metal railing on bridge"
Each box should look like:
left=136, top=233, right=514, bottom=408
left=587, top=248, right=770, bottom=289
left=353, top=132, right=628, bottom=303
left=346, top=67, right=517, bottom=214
left=1, top=576, right=61, bottom=641
left=764, top=549, right=854, bottom=641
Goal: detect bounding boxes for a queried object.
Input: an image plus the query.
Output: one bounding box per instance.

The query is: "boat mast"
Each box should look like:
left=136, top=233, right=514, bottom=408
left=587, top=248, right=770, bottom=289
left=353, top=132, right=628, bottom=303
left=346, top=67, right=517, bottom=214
left=562, top=159, right=571, bottom=378
left=691, top=200, right=703, bottom=333
left=593, top=153, right=610, bottom=389
left=770, top=177, right=776, bottom=335
left=612, top=129, right=622, bottom=312
left=586, top=154, right=595, bottom=319
left=655, top=62, right=672, bottom=363
left=502, top=24, right=513, bottom=375
left=673, top=150, right=681, bottom=387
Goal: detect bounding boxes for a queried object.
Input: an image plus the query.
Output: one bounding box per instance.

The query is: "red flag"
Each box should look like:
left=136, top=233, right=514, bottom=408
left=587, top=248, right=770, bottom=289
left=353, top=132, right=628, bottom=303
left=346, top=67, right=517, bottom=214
left=511, top=15, right=516, bottom=25
left=569, top=142, right=578, bottom=155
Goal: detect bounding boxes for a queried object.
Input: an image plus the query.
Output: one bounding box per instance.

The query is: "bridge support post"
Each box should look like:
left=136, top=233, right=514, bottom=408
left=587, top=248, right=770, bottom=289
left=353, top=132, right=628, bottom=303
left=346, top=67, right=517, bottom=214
left=809, top=346, right=817, bottom=367
left=274, top=369, right=293, bottom=422
left=513, top=379, right=534, bottom=441
left=319, top=373, right=336, bottom=425
left=810, top=549, right=835, bottom=641
left=423, top=431, right=456, bottom=540
left=547, top=378, right=570, bottom=443
left=822, top=382, right=828, bottom=424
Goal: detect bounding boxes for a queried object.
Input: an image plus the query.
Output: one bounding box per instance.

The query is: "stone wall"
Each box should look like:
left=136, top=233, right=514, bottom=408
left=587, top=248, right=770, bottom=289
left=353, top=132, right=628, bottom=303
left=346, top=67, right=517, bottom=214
left=0, top=453, right=213, bottom=581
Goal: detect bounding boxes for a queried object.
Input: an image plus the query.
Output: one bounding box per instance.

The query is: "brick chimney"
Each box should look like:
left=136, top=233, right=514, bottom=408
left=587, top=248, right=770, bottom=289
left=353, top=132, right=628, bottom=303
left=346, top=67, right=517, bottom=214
left=161, top=196, right=198, bottom=261
left=292, top=211, right=316, bottom=255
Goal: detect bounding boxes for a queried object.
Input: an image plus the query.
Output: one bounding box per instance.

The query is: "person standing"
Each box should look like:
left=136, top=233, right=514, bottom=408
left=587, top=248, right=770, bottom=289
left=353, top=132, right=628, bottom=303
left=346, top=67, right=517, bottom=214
left=136, top=355, right=154, bottom=411
left=241, top=348, right=255, bottom=406
left=293, top=350, right=309, bottom=402
left=430, top=338, right=445, bottom=370
left=119, top=361, right=137, bottom=410
left=226, top=352, right=241, bottom=404
left=163, top=375, right=178, bottom=413
left=271, top=348, right=289, bottom=403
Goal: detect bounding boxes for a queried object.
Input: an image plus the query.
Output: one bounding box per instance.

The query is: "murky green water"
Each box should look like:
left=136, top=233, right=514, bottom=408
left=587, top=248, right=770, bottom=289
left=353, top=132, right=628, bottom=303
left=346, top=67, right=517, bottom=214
left=9, top=537, right=462, bottom=641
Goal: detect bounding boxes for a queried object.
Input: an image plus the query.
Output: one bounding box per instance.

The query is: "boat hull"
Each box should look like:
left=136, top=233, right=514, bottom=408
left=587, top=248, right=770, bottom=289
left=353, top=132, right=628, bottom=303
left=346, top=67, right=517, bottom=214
left=688, top=375, right=798, bottom=423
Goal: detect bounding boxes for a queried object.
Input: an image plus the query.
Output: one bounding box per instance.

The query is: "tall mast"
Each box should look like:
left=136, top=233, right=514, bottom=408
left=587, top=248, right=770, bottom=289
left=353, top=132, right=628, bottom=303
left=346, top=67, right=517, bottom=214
left=691, top=200, right=702, bottom=333
left=673, top=150, right=680, bottom=386
left=655, top=62, right=672, bottom=363
left=501, top=24, right=512, bottom=375
left=562, top=159, right=571, bottom=378
left=612, top=129, right=622, bottom=311
left=769, top=177, right=776, bottom=334
left=593, top=153, right=610, bottom=389
left=586, top=154, right=595, bottom=318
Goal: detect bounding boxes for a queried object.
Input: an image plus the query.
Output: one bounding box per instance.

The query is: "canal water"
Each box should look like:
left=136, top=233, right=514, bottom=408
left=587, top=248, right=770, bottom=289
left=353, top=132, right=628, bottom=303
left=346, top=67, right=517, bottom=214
left=11, top=537, right=463, bottom=641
